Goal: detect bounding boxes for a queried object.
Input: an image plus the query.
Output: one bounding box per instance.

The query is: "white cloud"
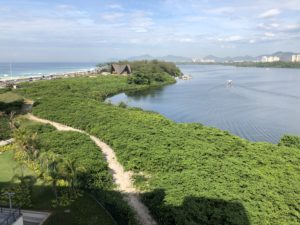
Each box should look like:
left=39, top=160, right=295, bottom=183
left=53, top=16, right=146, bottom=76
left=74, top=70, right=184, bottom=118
left=107, top=4, right=123, bottom=10
left=264, top=32, right=275, bottom=37
left=128, top=11, right=154, bottom=33
left=178, top=37, right=194, bottom=43
left=258, top=9, right=281, bottom=19
left=184, top=16, right=206, bottom=22
left=285, top=24, right=300, bottom=32
left=101, top=12, right=124, bottom=21
left=206, top=7, right=235, bottom=15
left=218, top=35, right=243, bottom=42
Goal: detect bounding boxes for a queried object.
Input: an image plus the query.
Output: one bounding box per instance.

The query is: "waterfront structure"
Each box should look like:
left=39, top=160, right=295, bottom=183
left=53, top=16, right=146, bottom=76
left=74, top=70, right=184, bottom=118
left=261, top=56, right=280, bottom=62
left=111, top=64, right=132, bottom=75
left=292, top=55, right=300, bottom=62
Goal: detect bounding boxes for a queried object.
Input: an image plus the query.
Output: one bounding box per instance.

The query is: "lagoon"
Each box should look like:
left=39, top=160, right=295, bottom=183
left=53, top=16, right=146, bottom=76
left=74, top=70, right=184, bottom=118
left=108, top=65, right=300, bottom=143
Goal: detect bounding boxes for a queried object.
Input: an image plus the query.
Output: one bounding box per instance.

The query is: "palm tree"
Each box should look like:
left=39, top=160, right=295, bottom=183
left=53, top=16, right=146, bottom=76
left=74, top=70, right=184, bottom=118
left=8, top=111, right=16, bottom=130
left=61, top=158, right=85, bottom=194
left=13, top=128, right=39, bottom=160
left=44, top=153, right=62, bottom=202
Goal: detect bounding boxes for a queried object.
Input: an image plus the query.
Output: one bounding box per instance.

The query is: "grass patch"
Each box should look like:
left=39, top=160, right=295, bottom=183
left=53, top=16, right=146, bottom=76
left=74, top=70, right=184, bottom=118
left=0, top=150, right=34, bottom=184
left=0, top=92, right=23, bottom=103
left=0, top=92, right=24, bottom=112
left=44, top=193, right=117, bottom=225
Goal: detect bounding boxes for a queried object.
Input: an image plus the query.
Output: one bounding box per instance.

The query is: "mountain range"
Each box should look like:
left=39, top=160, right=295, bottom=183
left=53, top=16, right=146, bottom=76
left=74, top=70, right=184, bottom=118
left=125, top=52, right=299, bottom=63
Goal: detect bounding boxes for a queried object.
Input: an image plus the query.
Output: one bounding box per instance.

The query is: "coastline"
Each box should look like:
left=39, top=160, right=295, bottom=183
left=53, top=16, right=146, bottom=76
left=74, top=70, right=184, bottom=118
left=0, top=67, right=101, bottom=87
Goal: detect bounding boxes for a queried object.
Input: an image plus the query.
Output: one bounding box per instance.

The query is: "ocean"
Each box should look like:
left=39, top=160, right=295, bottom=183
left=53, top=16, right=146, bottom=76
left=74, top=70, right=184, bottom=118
left=0, top=62, right=97, bottom=80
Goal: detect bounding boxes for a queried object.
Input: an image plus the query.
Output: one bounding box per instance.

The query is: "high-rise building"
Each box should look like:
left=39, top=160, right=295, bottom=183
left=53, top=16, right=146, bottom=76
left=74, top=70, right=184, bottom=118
left=261, top=56, right=280, bottom=62
left=292, top=55, right=300, bottom=62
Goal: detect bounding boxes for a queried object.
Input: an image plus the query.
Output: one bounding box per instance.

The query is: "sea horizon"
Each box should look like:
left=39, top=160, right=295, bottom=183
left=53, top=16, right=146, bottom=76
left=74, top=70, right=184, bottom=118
left=0, top=62, right=99, bottom=80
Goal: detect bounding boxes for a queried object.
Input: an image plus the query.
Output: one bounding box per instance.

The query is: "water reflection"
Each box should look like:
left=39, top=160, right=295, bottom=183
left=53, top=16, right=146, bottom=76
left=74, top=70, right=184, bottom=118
left=125, top=86, right=166, bottom=100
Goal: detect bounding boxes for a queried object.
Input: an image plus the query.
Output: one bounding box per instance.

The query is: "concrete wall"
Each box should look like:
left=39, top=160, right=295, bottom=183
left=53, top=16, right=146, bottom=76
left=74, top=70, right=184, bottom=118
left=21, top=210, right=50, bottom=225
left=13, top=216, right=24, bottom=225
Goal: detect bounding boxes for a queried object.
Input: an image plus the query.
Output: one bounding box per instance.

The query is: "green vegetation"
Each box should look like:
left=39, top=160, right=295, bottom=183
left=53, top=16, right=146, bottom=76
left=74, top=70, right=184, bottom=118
left=0, top=92, right=24, bottom=112
left=228, top=61, right=300, bottom=68
left=0, top=150, right=117, bottom=225
left=0, top=118, right=136, bottom=224
left=15, top=119, right=113, bottom=190
left=0, top=150, right=34, bottom=183
left=279, top=135, right=300, bottom=149
left=14, top=75, right=300, bottom=225
left=113, top=60, right=181, bottom=85
left=0, top=114, right=12, bottom=140
left=126, top=60, right=181, bottom=76
left=44, top=194, right=117, bottom=225
left=10, top=118, right=138, bottom=224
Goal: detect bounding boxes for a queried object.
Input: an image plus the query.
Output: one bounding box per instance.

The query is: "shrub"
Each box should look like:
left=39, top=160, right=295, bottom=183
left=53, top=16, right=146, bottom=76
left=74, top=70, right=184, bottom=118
left=279, top=135, right=300, bottom=149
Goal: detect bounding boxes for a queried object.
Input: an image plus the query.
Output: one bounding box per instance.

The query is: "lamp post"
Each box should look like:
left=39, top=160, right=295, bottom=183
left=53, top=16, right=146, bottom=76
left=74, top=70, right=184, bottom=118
left=3, top=192, right=15, bottom=212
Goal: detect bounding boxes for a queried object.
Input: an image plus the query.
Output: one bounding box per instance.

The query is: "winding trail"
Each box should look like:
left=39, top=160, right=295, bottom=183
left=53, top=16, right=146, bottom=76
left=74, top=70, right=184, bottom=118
left=0, top=138, right=14, bottom=147
left=26, top=114, right=157, bottom=225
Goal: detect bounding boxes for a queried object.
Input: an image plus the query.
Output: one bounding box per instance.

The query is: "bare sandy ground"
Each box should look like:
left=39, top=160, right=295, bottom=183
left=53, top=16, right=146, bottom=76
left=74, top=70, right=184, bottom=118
left=26, top=114, right=157, bottom=225
left=0, top=138, right=14, bottom=147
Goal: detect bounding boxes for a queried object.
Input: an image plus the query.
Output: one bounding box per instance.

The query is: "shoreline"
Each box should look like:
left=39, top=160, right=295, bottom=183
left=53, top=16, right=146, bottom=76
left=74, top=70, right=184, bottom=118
left=0, top=67, right=101, bottom=87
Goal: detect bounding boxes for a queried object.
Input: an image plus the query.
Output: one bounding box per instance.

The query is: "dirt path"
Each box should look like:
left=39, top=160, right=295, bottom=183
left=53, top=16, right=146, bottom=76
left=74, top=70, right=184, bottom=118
left=0, top=138, right=14, bottom=147
left=26, top=114, right=157, bottom=225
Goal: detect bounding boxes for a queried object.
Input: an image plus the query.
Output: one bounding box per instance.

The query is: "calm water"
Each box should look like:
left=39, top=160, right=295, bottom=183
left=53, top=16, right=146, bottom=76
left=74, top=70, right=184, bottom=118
left=0, top=62, right=96, bottom=80
left=108, top=65, right=300, bottom=143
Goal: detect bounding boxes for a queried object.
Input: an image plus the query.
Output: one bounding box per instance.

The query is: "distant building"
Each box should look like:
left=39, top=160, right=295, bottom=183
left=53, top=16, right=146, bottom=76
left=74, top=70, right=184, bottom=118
left=111, top=64, right=132, bottom=75
left=261, top=56, right=280, bottom=63
left=199, top=59, right=216, bottom=63
left=292, top=55, right=300, bottom=62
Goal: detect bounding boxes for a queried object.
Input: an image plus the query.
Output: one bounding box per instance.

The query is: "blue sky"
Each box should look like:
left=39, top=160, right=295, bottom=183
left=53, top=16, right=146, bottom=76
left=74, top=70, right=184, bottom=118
left=0, top=0, right=300, bottom=62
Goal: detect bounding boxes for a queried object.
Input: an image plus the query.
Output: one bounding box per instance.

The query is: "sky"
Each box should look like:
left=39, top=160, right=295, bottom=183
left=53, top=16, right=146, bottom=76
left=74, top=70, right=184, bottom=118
left=0, top=0, right=300, bottom=62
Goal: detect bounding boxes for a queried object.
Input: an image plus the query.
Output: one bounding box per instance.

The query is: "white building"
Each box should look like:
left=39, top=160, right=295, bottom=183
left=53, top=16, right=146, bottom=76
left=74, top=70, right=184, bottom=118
left=261, top=56, right=280, bottom=63
left=200, top=59, right=216, bottom=63
left=292, top=55, right=300, bottom=62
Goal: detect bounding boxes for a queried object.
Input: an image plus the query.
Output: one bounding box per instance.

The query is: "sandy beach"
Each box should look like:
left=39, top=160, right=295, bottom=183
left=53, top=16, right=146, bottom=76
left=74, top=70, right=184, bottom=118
left=0, top=68, right=101, bottom=87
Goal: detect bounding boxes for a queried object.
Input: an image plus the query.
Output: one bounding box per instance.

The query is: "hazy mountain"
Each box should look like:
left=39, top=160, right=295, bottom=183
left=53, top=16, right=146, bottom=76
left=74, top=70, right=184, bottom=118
left=159, top=55, right=192, bottom=62
left=204, top=52, right=299, bottom=62
left=125, top=52, right=299, bottom=63
left=127, top=55, right=192, bottom=62
left=127, top=54, right=155, bottom=61
left=270, top=52, right=296, bottom=61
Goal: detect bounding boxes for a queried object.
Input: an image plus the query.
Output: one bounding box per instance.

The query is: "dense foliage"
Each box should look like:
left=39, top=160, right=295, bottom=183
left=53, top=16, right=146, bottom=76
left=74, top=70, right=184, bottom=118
left=115, top=60, right=181, bottom=85
left=16, top=76, right=300, bottom=225
left=15, top=119, right=113, bottom=190
left=279, top=135, right=300, bottom=149
left=228, top=61, right=300, bottom=68
left=0, top=114, right=11, bottom=140
left=121, top=60, right=182, bottom=76
left=12, top=118, right=138, bottom=225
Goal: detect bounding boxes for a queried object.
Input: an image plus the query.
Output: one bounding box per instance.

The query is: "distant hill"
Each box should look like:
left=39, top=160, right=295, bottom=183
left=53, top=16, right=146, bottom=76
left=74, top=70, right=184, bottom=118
left=204, top=52, right=299, bottom=62
left=270, top=52, right=296, bottom=61
left=124, top=52, right=299, bottom=63
left=127, top=55, right=192, bottom=62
